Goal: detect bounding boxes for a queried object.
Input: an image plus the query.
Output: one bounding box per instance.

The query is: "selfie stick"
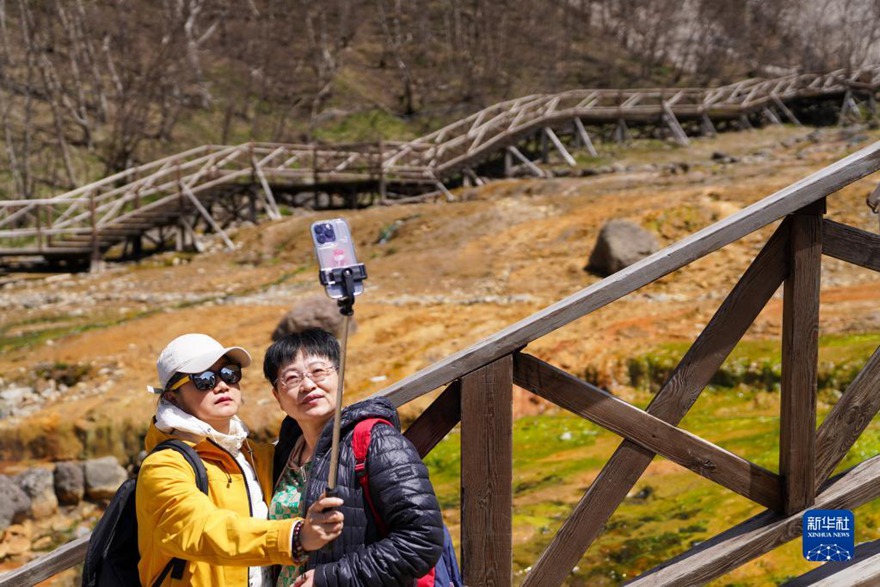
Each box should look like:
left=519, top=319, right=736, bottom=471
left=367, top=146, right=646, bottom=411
left=321, top=265, right=367, bottom=495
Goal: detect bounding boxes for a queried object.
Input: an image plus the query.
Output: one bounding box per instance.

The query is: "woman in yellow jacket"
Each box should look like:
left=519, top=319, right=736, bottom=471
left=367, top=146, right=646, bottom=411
left=136, top=333, right=343, bottom=586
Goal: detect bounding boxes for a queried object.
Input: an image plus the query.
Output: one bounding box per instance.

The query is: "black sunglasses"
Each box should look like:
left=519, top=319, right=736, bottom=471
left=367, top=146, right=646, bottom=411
left=169, top=364, right=242, bottom=392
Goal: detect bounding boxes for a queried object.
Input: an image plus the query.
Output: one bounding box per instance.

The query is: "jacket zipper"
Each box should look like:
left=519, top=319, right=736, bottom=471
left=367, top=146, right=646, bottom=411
left=207, top=439, right=254, bottom=515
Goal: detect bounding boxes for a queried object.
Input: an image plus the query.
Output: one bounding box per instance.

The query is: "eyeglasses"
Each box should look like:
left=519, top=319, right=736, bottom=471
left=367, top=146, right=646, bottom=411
left=277, top=365, right=335, bottom=390
left=169, top=364, right=242, bottom=392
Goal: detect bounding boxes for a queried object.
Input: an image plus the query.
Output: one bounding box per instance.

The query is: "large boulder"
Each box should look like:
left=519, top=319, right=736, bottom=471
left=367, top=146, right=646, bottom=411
left=54, top=461, right=85, bottom=505
left=272, top=295, right=356, bottom=341
left=84, top=456, right=128, bottom=501
left=16, top=467, right=58, bottom=519
left=0, top=475, right=30, bottom=531
left=586, top=220, right=659, bottom=276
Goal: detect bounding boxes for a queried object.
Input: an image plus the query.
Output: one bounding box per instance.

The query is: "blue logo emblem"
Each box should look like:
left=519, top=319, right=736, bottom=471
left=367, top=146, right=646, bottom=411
left=803, top=509, right=854, bottom=562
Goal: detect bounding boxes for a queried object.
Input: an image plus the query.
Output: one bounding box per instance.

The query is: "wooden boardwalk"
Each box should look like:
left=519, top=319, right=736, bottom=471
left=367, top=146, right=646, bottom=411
left=1, top=65, right=879, bottom=269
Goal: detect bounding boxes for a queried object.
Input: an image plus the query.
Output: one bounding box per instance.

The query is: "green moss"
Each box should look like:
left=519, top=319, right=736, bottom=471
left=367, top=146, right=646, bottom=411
left=313, top=109, right=419, bottom=143
left=623, top=334, right=880, bottom=394
left=422, top=332, right=880, bottom=583
left=34, top=361, right=92, bottom=387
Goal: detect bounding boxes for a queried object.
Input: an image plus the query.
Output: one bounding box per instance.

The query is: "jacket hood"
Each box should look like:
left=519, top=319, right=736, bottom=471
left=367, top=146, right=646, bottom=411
left=277, top=396, right=400, bottom=458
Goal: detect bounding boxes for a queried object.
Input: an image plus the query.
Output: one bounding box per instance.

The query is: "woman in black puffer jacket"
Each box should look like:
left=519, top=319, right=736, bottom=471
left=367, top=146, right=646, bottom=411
left=265, top=328, right=444, bottom=587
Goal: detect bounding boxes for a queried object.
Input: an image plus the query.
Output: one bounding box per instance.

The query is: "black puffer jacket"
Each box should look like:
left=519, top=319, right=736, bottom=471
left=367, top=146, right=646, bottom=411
left=273, top=396, right=444, bottom=586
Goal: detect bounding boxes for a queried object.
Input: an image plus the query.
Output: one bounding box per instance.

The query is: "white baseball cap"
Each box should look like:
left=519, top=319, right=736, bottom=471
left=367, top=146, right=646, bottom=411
left=150, top=333, right=252, bottom=393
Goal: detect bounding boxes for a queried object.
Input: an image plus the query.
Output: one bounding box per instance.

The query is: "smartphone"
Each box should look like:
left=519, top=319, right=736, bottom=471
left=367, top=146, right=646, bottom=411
left=311, top=218, right=365, bottom=299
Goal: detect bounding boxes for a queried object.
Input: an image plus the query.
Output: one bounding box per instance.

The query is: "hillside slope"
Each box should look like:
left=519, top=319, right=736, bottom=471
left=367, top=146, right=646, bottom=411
left=2, top=123, right=879, bottom=462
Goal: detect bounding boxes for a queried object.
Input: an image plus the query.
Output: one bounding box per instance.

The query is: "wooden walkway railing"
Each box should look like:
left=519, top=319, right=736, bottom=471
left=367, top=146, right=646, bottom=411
left=2, top=65, right=880, bottom=269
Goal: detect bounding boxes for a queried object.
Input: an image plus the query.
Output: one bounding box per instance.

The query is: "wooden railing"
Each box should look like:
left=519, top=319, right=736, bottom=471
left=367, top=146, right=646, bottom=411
left=5, top=113, right=880, bottom=587
left=2, top=65, right=880, bottom=266
left=373, top=140, right=880, bottom=585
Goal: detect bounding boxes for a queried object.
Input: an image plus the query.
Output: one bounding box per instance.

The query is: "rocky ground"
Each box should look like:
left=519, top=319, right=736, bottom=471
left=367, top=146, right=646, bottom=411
left=2, top=123, right=880, bottom=582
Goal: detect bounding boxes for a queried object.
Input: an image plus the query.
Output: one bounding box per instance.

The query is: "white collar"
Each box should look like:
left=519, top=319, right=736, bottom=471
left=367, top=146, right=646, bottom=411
left=155, top=398, right=250, bottom=456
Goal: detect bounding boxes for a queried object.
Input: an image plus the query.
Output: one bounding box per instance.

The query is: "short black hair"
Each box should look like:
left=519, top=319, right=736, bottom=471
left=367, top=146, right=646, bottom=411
left=263, top=328, right=341, bottom=385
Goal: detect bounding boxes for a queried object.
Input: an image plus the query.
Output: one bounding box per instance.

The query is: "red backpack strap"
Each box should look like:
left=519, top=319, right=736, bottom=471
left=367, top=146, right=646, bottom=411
left=353, top=418, right=394, bottom=536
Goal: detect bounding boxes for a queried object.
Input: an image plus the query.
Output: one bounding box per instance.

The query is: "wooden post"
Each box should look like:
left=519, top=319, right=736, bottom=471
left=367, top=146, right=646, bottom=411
left=46, top=202, right=53, bottom=247
left=661, top=102, right=690, bottom=146
left=779, top=200, right=824, bottom=514
left=312, top=145, right=320, bottom=207
left=36, top=204, right=43, bottom=251
left=574, top=118, right=598, bottom=157
left=700, top=113, right=718, bottom=137
left=506, top=146, right=545, bottom=178
left=763, top=107, right=782, bottom=125
left=175, top=164, right=184, bottom=251
left=540, top=129, right=549, bottom=163
left=461, top=355, right=513, bottom=587
left=544, top=127, right=577, bottom=166
left=377, top=139, right=387, bottom=203
left=89, top=190, right=101, bottom=272
left=614, top=119, right=630, bottom=143
left=772, top=95, right=802, bottom=126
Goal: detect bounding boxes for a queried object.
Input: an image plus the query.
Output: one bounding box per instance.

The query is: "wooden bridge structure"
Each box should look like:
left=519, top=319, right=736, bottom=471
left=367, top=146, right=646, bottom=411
left=1, top=65, right=880, bottom=271
left=5, top=126, right=880, bottom=586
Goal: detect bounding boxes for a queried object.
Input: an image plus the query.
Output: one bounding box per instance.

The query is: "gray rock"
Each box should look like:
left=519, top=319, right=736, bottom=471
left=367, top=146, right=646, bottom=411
left=84, top=456, right=128, bottom=501
left=0, top=385, right=32, bottom=404
left=16, top=467, right=58, bottom=518
left=272, top=295, right=357, bottom=341
left=0, top=475, right=31, bottom=531
left=54, top=461, right=85, bottom=505
left=586, top=220, right=659, bottom=276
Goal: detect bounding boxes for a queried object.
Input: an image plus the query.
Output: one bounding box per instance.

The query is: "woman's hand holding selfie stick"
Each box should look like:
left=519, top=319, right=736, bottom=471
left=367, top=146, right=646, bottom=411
left=299, top=493, right=345, bottom=551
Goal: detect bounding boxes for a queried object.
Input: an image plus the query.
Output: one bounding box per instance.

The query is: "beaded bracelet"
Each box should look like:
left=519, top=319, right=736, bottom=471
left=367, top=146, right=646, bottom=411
left=291, top=519, right=309, bottom=565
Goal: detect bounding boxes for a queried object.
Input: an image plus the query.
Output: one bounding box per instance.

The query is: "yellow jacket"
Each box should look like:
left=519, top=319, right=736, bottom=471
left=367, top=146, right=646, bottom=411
left=136, top=422, right=296, bottom=586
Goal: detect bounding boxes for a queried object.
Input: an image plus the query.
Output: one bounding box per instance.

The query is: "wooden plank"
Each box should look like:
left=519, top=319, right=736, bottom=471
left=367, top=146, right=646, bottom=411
left=521, top=221, right=790, bottom=586
left=626, top=455, right=880, bottom=586
left=403, top=381, right=461, bottom=458
left=780, top=208, right=823, bottom=514
left=815, top=346, right=880, bottom=483
left=822, top=219, right=880, bottom=271
left=514, top=353, right=782, bottom=510
left=0, top=533, right=90, bottom=587
left=460, top=356, right=512, bottom=587
left=378, top=140, right=880, bottom=408
left=783, top=539, right=880, bottom=586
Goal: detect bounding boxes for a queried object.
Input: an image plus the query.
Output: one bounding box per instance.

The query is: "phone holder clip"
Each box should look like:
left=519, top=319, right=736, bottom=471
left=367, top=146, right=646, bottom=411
left=319, top=264, right=367, bottom=316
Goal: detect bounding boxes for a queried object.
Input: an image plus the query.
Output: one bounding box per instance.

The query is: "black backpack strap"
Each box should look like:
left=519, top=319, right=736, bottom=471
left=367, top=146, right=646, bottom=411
left=152, top=559, right=176, bottom=587
left=149, top=439, right=209, bottom=584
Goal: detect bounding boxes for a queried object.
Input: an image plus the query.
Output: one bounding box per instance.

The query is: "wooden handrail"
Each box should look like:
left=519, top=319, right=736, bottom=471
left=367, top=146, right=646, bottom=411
left=376, top=138, right=880, bottom=407
left=4, top=65, right=880, bottom=257
left=0, top=534, right=89, bottom=587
